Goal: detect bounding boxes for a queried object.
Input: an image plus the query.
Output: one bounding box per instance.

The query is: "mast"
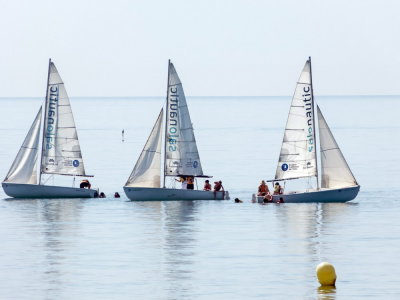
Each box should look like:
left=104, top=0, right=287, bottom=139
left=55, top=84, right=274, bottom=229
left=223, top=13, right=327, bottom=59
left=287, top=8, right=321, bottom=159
left=163, top=59, right=171, bottom=188
left=309, top=56, right=319, bottom=189
left=39, top=58, right=52, bottom=185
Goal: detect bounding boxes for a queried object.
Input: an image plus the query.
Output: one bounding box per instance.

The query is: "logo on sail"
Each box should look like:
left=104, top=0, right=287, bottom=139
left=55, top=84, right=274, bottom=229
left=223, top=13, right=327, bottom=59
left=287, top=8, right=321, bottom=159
left=168, top=87, right=179, bottom=152
left=73, top=160, right=80, bottom=167
left=303, top=86, right=314, bottom=152
left=281, top=163, right=288, bottom=171
left=45, top=85, right=59, bottom=150
left=193, top=161, right=198, bottom=168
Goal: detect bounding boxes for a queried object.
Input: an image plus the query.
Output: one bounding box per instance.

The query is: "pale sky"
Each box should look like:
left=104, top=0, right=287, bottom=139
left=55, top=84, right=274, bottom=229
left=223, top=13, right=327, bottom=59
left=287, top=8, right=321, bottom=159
left=0, top=0, right=399, bottom=96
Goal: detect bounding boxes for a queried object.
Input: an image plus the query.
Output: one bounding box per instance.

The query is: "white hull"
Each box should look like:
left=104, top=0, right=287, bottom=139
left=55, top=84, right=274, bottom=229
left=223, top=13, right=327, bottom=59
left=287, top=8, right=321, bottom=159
left=2, top=182, right=97, bottom=199
left=123, top=186, right=229, bottom=201
left=252, top=185, right=360, bottom=203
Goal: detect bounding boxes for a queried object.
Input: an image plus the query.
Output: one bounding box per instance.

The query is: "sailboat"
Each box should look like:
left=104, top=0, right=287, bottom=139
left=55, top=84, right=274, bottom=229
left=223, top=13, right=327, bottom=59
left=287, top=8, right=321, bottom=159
left=253, top=57, right=360, bottom=203
left=2, top=59, right=97, bottom=198
left=124, top=60, right=228, bottom=201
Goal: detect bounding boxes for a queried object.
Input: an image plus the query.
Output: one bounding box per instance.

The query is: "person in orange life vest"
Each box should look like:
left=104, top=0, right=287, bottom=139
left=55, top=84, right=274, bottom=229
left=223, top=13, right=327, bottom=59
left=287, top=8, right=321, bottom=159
left=187, top=176, right=194, bottom=190
left=203, top=180, right=212, bottom=191
left=258, top=180, right=272, bottom=202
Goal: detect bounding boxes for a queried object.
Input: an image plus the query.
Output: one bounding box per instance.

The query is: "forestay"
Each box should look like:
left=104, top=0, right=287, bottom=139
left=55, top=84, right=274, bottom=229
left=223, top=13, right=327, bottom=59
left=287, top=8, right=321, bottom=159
left=317, top=106, right=358, bottom=188
left=41, top=62, right=87, bottom=176
left=164, top=62, right=204, bottom=177
left=125, top=109, right=163, bottom=187
left=4, top=107, right=42, bottom=184
left=275, top=59, right=318, bottom=180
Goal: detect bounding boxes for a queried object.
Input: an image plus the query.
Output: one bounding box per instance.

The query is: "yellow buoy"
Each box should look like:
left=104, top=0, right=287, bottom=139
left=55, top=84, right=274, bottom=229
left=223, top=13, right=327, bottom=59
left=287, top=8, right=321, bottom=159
left=316, top=262, right=336, bottom=286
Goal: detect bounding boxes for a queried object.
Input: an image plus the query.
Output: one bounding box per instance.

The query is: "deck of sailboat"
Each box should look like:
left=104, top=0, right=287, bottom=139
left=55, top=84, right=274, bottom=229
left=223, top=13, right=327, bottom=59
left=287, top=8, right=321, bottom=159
left=123, top=186, right=227, bottom=201
left=2, top=182, right=97, bottom=199
left=254, top=185, right=360, bottom=203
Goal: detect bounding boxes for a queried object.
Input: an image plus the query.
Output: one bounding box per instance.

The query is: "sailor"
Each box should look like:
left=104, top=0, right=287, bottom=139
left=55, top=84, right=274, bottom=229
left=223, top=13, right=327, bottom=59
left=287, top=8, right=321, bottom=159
left=203, top=180, right=212, bottom=191
left=80, top=179, right=91, bottom=189
left=273, top=182, right=283, bottom=195
left=258, top=180, right=272, bottom=202
left=187, top=176, right=194, bottom=190
left=214, top=181, right=224, bottom=192
left=114, top=192, right=120, bottom=198
left=175, top=176, right=187, bottom=189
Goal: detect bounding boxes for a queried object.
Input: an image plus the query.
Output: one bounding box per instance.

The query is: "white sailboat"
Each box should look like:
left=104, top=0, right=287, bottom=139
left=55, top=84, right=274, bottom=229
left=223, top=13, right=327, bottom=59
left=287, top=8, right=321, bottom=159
left=254, top=57, right=359, bottom=203
left=124, top=60, right=228, bottom=201
left=2, top=59, right=97, bottom=198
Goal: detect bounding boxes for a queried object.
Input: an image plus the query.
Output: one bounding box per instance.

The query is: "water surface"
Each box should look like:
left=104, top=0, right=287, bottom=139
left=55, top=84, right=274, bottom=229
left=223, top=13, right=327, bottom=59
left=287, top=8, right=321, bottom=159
left=0, top=96, right=399, bottom=299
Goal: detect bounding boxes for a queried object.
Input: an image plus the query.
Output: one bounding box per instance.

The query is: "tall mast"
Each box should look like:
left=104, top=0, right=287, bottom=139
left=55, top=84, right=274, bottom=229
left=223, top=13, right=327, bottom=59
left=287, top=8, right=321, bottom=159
left=39, top=58, right=52, bottom=185
left=163, top=59, right=171, bottom=188
left=309, top=56, right=320, bottom=189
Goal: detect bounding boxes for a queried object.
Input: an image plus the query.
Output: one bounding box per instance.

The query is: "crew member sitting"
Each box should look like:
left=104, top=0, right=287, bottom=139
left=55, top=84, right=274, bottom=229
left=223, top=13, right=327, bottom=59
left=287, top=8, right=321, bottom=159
left=187, top=176, right=194, bottom=190
left=80, top=179, right=91, bottom=189
left=273, top=182, right=283, bottom=195
left=203, top=180, right=212, bottom=191
left=214, top=181, right=224, bottom=192
left=258, top=180, right=272, bottom=202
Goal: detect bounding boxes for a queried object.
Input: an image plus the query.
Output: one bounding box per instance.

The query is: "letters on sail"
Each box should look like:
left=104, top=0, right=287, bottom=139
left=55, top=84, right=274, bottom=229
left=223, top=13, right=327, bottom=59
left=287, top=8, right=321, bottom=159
left=125, top=109, right=163, bottom=187
left=4, top=107, right=42, bottom=184
left=164, top=62, right=204, bottom=177
left=317, top=106, right=358, bottom=189
left=275, top=60, right=317, bottom=180
left=41, top=62, right=87, bottom=176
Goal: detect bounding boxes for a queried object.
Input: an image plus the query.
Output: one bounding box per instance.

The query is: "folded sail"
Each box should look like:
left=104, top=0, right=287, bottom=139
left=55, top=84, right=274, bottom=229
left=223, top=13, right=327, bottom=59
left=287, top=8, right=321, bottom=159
left=164, top=61, right=204, bottom=176
left=4, top=107, right=42, bottom=184
left=125, top=109, right=163, bottom=187
left=275, top=59, right=318, bottom=180
left=317, top=106, right=357, bottom=188
left=41, top=61, right=87, bottom=176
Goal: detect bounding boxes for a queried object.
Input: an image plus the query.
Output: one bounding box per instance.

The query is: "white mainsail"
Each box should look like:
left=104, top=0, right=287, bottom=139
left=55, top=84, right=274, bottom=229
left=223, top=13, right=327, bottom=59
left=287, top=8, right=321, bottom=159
left=164, top=61, right=204, bottom=177
left=41, top=61, right=87, bottom=176
left=125, top=109, right=163, bottom=187
left=317, top=106, right=358, bottom=188
left=4, top=107, right=42, bottom=184
left=275, top=59, right=318, bottom=180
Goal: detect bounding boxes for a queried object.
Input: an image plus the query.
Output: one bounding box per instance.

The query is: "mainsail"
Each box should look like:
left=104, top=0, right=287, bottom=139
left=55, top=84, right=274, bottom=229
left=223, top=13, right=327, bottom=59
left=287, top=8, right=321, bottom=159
left=41, top=61, right=87, bottom=176
left=275, top=59, right=318, bottom=180
left=164, top=61, right=204, bottom=177
left=317, top=106, right=358, bottom=188
left=4, top=107, right=42, bottom=184
left=125, top=109, right=163, bottom=187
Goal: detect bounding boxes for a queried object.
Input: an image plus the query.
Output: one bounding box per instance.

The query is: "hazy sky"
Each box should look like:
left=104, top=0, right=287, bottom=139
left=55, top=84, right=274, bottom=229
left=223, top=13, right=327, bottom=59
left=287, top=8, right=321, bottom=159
left=0, top=0, right=399, bottom=96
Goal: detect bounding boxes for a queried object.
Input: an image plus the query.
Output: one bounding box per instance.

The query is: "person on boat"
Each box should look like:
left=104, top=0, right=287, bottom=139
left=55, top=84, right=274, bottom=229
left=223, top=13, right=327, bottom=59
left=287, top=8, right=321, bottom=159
left=257, top=180, right=270, bottom=196
left=114, top=192, right=120, bottom=198
left=187, top=176, right=194, bottom=190
left=273, top=182, right=283, bottom=195
left=203, top=180, right=212, bottom=191
left=258, top=180, right=272, bottom=202
left=175, top=176, right=187, bottom=189
left=214, top=181, right=224, bottom=192
left=80, top=179, right=91, bottom=189
left=99, top=192, right=106, bottom=198
left=234, top=198, right=243, bottom=203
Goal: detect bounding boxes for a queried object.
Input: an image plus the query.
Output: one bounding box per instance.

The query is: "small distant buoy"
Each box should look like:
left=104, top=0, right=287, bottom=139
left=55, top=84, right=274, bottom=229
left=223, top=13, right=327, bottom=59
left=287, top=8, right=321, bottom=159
left=316, top=262, right=336, bottom=286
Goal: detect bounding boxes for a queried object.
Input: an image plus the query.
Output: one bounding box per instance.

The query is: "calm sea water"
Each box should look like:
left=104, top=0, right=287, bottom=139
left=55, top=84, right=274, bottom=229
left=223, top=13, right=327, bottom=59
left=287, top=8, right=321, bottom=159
left=0, top=96, right=399, bottom=299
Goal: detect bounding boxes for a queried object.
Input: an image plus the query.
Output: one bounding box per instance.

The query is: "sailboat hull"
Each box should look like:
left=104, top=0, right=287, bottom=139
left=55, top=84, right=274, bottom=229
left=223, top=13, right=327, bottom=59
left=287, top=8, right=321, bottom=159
left=253, top=185, right=360, bottom=203
left=2, top=182, right=98, bottom=199
left=123, top=186, right=229, bottom=201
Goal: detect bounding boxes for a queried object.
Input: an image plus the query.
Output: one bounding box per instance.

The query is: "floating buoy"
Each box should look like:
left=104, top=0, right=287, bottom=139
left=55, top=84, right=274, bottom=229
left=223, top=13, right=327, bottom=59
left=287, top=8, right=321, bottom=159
left=316, top=262, right=336, bottom=286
